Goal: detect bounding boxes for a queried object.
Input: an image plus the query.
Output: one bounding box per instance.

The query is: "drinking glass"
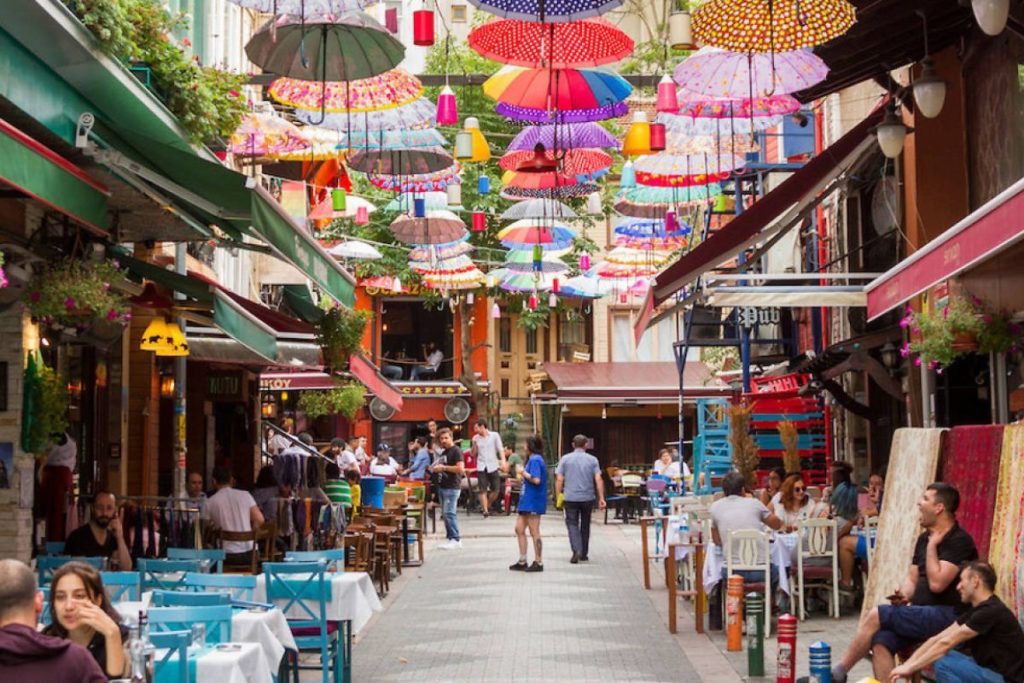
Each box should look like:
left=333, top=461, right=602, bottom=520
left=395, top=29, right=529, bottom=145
left=191, top=623, right=206, bottom=649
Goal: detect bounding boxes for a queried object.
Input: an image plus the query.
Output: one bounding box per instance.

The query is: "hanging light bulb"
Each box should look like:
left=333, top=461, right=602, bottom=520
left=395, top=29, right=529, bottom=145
left=392, top=276, right=403, bottom=293
left=548, top=292, right=557, bottom=307
left=413, top=197, right=426, bottom=218
left=463, top=117, right=490, bottom=162
left=355, top=206, right=369, bottom=225
left=622, top=111, right=651, bottom=157
left=446, top=182, right=462, bottom=207
left=491, top=302, right=501, bottom=319
left=477, top=176, right=491, bottom=194
left=466, top=292, right=475, bottom=305
left=472, top=212, right=486, bottom=232
left=601, top=405, right=607, bottom=420
left=620, top=160, right=636, bottom=189
left=579, top=253, right=591, bottom=271
left=528, top=293, right=538, bottom=310
left=331, top=188, right=347, bottom=211
left=913, top=58, right=947, bottom=119
left=972, top=0, right=1009, bottom=35
left=436, top=85, right=458, bottom=126
left=874, top=102, right=913, bottom=159
left=413, top=6, right=435, bottom=46
left=669, top=10, right=694, bottom=50
left=656, top=75, right=679, bottom=113
left=515, top=143, right=558, bottom=173
left=454, top=131, right=473, bottom=159
left=649, top=123, right=667, bottom=152
left=586, top=192, right=602, bottom=215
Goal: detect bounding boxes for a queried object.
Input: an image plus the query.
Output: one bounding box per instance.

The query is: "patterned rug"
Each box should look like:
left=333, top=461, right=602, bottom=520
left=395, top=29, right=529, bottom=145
left=861, top=428, right=945, bottom=621
left=942, top=424, right=1005, bottom=560
left=988, top=424, right=1024, bottom=622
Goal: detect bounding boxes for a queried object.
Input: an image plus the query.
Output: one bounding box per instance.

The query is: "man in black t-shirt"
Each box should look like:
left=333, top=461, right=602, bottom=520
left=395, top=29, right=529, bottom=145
left=63, top=491, right=132, bottom=571
left=890, top=561, right=1024, bottom=682
left=825, top=483, right=978, bottom=683
left=431, top=428, right=464, bottom=550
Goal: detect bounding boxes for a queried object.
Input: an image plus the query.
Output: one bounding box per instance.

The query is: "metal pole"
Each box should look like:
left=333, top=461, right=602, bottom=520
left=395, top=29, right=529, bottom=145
left=735, top=178, right=751, bottom=393
left=173, top=242, right=187, bottom=499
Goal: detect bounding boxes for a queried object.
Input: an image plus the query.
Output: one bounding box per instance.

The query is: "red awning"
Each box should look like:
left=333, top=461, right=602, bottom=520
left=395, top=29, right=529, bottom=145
left=865, top=176, right=1024, bottom=320
left=541, top=362, right=730, bottom=401
left=349, top=353, right=404, bottom=411
left=260, top=371, right=336, bottom=390
left=636, top=105, right=885, bottom=342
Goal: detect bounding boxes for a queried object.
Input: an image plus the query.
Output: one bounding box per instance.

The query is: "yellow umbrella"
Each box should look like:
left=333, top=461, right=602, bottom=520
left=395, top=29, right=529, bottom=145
left=693, top=0, right=856, bottom=53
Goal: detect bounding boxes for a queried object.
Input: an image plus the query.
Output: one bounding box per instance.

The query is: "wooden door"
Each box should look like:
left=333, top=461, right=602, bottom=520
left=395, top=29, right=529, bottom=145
left=497, top=313, right=545, bottom=407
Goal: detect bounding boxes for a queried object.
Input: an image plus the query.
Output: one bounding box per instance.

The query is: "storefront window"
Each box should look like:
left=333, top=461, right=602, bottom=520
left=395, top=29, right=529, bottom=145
left=381, top=300, right=454, bottom=379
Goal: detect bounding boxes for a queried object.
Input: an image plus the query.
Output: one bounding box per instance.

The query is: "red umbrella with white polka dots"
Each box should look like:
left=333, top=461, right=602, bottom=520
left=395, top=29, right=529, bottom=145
left=468, top=18, right=634, bottom=69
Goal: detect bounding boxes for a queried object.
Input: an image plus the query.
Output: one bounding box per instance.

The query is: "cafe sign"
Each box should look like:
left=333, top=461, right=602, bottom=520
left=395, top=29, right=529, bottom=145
left=208, top=371, right=243, bottom=398
left=400, top=384, right=467, bottom=396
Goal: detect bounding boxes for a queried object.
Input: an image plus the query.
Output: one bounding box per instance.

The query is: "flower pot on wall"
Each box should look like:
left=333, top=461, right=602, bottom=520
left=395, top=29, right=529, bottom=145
left=950, top=331, right=979, bottom=353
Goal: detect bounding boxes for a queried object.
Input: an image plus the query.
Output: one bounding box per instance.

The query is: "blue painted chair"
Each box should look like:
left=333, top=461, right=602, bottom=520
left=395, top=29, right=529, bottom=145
left=138, top=558, right=201, bottom=592
left=37, top=556, right=105, bottom=585
left=263, top=561, right=345, bottom=683
left=151, top=589, right=231, bottom=607
left=150, top=630, right=191, bottom=683
left=148, top=604, right=232, bottom=645
left=39, top=586, right=51, bottom=627
left=183, top=572, right=257, bottom=602
left=100, top=571, right=140, bottom=602
left=284, top=549, right=344, bottom=572
left=167, top=547, right=226, bottom=574
left=44, top=542, right=66, bottom=556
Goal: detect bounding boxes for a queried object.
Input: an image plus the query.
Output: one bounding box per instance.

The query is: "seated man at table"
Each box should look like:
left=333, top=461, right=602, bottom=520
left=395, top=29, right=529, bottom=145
left=652, top=447, right=690, bottom=480
left=64, top=490, right=133, bottom=571
left=825, top=482, right=978, bottom=683
left=0, top=559, right=107, bottom=682
left=369, top=444, right=400, bottom=478
left=708, top=471, right=783, bottom=630
left=207, top=465, right=265, bottom=565
left=402, top=437, right=432, bottom=480
left=888, top=560, right=1024, bottom=683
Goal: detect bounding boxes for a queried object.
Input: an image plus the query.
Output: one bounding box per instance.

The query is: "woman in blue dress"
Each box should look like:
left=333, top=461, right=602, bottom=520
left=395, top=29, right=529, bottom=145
left=509, top=434, right=548, bottom=573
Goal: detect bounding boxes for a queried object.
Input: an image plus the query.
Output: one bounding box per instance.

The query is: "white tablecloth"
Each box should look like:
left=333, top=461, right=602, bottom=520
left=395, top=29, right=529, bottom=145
left=155, top=641, right=271, bottom=683
left=254, top=571, right=382, bottom=632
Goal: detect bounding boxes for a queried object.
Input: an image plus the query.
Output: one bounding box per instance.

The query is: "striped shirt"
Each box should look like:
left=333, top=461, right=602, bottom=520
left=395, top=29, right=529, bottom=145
left=324, top=479, right=352, bottom=507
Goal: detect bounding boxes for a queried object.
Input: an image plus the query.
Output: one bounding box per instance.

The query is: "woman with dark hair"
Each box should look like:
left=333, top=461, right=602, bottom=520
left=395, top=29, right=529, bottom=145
left=43, top=561, right=127, bottom=679
left=509, top=434, right=548, bottom=573
left=759, top=466, right=787, bottom=506
left=769, top=473, right=825, bottom=532
left=829, top=462, right=860, bottom=533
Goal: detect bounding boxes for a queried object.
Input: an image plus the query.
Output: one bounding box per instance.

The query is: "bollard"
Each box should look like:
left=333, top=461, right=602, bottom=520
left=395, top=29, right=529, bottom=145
left=726, top=575, right=744, bottom=651
left=776, top=613, right=797, bottom=683
left=808, top=641, right=831, bottom=683
left=746, top=592, right=764, bottom=677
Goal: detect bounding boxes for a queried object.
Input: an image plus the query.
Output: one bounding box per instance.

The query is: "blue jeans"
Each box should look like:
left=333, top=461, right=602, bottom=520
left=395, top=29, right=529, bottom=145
left=439, top=487, right=460, bottom=541
left=934, top=650, right=1004, bottom=683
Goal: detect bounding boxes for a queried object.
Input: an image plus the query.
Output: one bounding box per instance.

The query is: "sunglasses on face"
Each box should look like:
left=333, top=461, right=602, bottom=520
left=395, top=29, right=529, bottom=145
left=794, top=487, right=805, bottom=493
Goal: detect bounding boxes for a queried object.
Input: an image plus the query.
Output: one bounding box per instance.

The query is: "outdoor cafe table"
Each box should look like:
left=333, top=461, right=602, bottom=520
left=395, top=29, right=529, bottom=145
left=116, top=599, right=296, bottom=675
left=154, top=642, right=270, bottom=683
left=253, top=570, right=382, bottom=633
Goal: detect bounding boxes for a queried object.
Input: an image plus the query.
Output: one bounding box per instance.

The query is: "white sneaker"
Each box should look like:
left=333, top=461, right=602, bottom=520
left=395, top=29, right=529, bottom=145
left=438, top=539, right=462, bottom=550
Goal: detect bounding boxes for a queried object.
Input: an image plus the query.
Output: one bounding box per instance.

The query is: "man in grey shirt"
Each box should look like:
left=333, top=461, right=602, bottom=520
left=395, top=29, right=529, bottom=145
left=555, top=434, right=606, bottom=564
left=471, top=418, right=506, bottom=517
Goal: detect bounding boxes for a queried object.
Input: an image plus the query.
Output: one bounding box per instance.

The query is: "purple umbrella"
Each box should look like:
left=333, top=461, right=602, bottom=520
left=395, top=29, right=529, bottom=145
left=674, top=47, right=828, bottom=99
left=507, top=122, right=620, bottom=152
left=467, top=0, right=624, bottom=22
left=497, top=101, right=629, bottom=124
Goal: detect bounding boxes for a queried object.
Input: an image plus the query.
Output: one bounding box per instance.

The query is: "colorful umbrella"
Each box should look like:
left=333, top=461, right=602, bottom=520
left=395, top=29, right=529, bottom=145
left=390, top=212, right=467, bottom=244
left=296, top=97, right=436, bottom=131
left=634, top=151, right=745, bottom=180
left=484, top=67, right=631, bottom=110
left=500, top=198, right=577, bottom=220
left=468, top=19, right=634, bottom=69
left=677, top=94, right=801, bottom=119
left=594, top=260, right=661, bottom=278
left=616, top=234, right=690, bottom=250
left=497, top=101, right=629, bottom=124
left=268, top=125, right=345, bottom=161
left=499, top=271, right=561, bottom=292
left=674, top=47, right=828, bottom=99
left=422, top=269, right=486, bottom=290
left=384, top=191, right=452, bottom=212
left=268, top=70, right=423, bottom=113
left=508, top=122, right=620, bottom=151
left=692, top=0, right=857, bottom=53
left=504, top=251, right=570, bottom=274
left=309, top=194, right=377, bottom=220
left=411, top=254, right=475, bottom=273
left=503, top=171, right=586, bottom=190
left=501, top=183, right=599, bottom=199
left=499, top=223, right=576, bottom=246
left=346, top=147, right=455, bottom=175
left=559, top=274, right=607, bottom=298
left=368, top=165, right=461, bottom=192
left=466, top=0, right=625, bottom=22
left=614, top=218, right=693, bottom=238
left=245, top=13, right=404, bottom=82
left=500, top=148, right=613, bottom=176
left=327, top=240, right=382, bottom=259
left=344, top=128, right=446, bottom=150
left=408, top=241, right=475, bottom=261
left=656, top=111, right=784, bottom=136
left=228, top=0, right=368, bottom=13
left=605, top=246, right=674, bottom=266
left=228, top=111, right=310, bottom=157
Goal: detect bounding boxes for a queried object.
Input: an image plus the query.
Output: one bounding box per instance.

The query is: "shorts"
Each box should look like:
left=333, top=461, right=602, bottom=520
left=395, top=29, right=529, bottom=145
left=872, top=604, right=957, bottom=654
left=518, top=510, right=541, bottom=516
left=855, top=533, right=876, bottom=561
left=477, top=469, right=501, bottom=492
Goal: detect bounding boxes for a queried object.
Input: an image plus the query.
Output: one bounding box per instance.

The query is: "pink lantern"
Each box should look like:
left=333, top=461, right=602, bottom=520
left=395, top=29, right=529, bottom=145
left=619, top=292, right=628, bottom=303
left=413, top=9, right=434, bottom=46
left=656, top=75, right=679, bottom=113
left=579, top=253, right=591, bottom=271
left=384, top=7, right=398, bottom=33
left=528, top=294, right=538, bottom=310
left=649, top=123, right=666, bottom=151
left=436, top=85, right=458, bottom=126
left=491, top=303, right=501, bottom=319
left=548, top=293, right=557, bottom=307
left=472, top=212, right=486, bottom=232
left=665, top=210, right=679, bottom=232
left=355, top=206, right=369, bottom=225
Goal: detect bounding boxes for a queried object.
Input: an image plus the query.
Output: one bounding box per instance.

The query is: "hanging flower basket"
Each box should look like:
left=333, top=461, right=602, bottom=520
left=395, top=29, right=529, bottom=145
left=902, top=293, right=1022, bottom=370
left=950, top=331, right=979, bottom=353
left=315, top=305, right=370, bottom=373
left=24, top=258, right=131, bottom=329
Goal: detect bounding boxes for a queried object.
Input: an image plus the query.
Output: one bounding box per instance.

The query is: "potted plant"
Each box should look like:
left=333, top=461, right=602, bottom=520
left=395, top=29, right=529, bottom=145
left=297, top=382, right=367, bottom=420
left=728, top=401, right=760, bottom=487
left=24, top=259, right=131, bottom=330
left=903, top=294, right=1021, bottom=369
left=315, top=305, right=370, bottom=372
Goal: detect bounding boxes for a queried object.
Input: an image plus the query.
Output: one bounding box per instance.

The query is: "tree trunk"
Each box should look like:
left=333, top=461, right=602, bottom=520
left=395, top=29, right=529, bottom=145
left=457, top=300, right=489, bottom=419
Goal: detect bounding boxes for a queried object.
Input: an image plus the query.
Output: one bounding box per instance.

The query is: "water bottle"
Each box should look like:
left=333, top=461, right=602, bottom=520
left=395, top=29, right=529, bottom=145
left=134, top=612, right=155, bottom=683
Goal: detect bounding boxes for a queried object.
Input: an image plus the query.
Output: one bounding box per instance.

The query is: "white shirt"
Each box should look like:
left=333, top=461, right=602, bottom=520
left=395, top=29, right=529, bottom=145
left=336, top=450, right=358, bottom=471
left=206, top=487, right=258, bottom=553
left=473, top=431, right=504, bottom=473
left=354, top=446, right=368, bottom=463
left=369, top=457, right=400, bottom=476
left=425, top=349, right=443, bottom=370
left=269, top=433, right=291, bottom=454
left=653, top=459, right=690, bottom=478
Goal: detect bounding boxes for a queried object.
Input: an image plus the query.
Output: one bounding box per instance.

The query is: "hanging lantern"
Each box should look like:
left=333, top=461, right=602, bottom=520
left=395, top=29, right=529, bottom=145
left=656, top=75, right=679, bottom=113
left=454, top=131, right=473, bottom=159
left=477, top=175, right=491, bottom=194
left=532, top=244, right=543, bottom=271
left=384, top=7, right=398, bottom=33
left=619, top=292, right=628, bottom=304
left=486, top=274, right=497, bottom=288
left=665, top=210, right=679, bottom=232
left=355, top=206, right=369, bottom=225
left=446, top=183, right=462, bottom=206
left=392, top=276, right=403, bottom=293
left=622, top=111, right=651, bottom=156
left=466, top=292, right=475, bottom=305
left=463, top=117, right=490, bottom=162
left=413, top=8, right=434, bottom=46
left=331, top=188, right=347, bottom=211
left=548, top=292, right=557, bottom=307
left=586, top=192, right=602, bottom=216
left=155, top=321, right=189, bottom=357
left=140, top=318, right=171, bottom=352
left=528, top=293, right=538, bottom=310
left=413, top=197, right=426, bottom=217
left=552, top=277, right=561, bottom=294
left=669, top=11, right=694, bottom=50
left=436, top=85, right=458, bottom=126
left=491, top=302, right=501, bottom=318
left=620, top=160, right=636, bottom=189
left=579, top=253, right=591, bottom=271
left=913, top=58, right=947, bottom=119
left=649, top=123, right=667, bottom=152
left=472, top=211, right=487, bottom=232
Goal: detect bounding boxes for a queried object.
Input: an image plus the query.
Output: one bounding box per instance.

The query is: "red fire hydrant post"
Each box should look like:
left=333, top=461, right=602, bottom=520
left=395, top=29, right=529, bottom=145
left=776, top=613, right=798, bottom=683
left=726, top=574, right=745, bottom=652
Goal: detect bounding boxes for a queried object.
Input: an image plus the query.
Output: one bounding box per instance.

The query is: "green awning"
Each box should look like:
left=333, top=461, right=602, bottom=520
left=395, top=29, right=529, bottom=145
left=0, top=118, right=108, bottom=234
left=282, top=285, right=325, bottom=324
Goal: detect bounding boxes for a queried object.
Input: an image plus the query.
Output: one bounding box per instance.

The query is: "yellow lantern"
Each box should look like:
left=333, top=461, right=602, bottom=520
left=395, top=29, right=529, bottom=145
left=622, top=111, right=652, bottom=157
left=140, top=318, right=171, bottom=352
left=463, top=117, right=491, bottom=162
left=156, top=321, right=189, bottom=357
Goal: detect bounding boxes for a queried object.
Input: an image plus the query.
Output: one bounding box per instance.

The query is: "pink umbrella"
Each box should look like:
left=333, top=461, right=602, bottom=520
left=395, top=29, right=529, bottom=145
left=674, top=47, right=828, bottom=99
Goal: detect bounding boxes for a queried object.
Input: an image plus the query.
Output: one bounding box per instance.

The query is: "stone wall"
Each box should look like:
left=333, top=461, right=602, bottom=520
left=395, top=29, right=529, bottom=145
left=0, top=307, right=30, bottom=562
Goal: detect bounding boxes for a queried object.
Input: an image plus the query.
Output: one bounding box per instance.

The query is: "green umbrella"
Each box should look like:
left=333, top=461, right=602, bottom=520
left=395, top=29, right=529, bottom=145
left=20, top=352, right=38, bottom=453
left=245, top=12, right=404, bottom=83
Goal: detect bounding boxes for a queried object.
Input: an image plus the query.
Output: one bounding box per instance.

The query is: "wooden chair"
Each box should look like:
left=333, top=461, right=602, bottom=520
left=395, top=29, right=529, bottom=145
left=343, top=532, right=373, bottom=573
left=219, top=521, right=278, bottom=574
left=795, top=518, right=840, bottom=620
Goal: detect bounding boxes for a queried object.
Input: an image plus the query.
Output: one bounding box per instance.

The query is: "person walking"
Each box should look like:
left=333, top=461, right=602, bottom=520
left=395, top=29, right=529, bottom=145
left=432, top=428, right=465, bottom=550
left=555, top=434, right=606, bottom=564
left=510, top=435, right=548, bottom=573
left=471, top=418, right=505, bottom=517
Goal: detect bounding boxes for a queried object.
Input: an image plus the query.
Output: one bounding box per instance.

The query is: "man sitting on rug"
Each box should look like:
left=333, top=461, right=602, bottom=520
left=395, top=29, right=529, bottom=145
left=889, top=560, right=1024, bottom=683
left=823, top=483, right=978, bottom=683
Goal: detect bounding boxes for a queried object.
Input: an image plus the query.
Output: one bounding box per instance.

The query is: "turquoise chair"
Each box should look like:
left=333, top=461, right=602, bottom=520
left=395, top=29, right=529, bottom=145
left=150, top=630, right=191, bottom=683
left=284, top=549, right=344, bottom=572
left=100, top=571, right=140, bottom=602
left=37, top=556, right=105, bottom=585
left=44, top=542, right=65, bottom=555
left=167, top=547, right=226, bottom=574
left=263, top=561, right=345, bottom=683
left=183, top=572, right=257, bottom=602
left=40, top=586, right=51, bottom=627
left=151, top=589, right=231, bottom=607
left=148, top=604, right=232, bottom=645
left=138, top=558, right=201, bottom=592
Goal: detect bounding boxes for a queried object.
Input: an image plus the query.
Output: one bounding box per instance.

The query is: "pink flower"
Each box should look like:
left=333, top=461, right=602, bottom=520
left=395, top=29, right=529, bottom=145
left=983, top=314, right=993, bottom=324
left=915, top=357, right=923, bottom=367
left=122, top=312, right=132, bottom=322
left=229, top=89, right=241, bottom=98
left=928, top=360, right=938, bottom=370
left=181, top=37, right=192, bottom=47
left=64, top=297, right=75, bottom=310
left=899, top=342, right=910, bottom=358
left=106, top=309, right=118, bottom=322
left=30, top=291, right=41, bottom=302
left=899, top=316, right=911, bottom=329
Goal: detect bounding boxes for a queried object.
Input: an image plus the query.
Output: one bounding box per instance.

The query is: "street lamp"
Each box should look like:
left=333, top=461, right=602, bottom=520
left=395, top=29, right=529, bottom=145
left=874, top=102, right=913, bottom=159
left=972, top=0, right=1010, bottom=35
left=880, top=342, right=900, bottom=371
left=913, top=58, right=947, bottom=119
